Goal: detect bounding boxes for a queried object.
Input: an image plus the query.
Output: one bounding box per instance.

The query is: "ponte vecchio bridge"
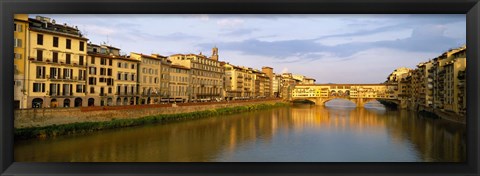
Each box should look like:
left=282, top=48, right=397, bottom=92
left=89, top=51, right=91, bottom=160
left=291, top=84, right=399, bottom=107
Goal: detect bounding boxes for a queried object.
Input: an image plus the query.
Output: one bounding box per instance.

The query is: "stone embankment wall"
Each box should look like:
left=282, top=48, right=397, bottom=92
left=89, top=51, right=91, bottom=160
left=15, top=99, right=283, bottom=128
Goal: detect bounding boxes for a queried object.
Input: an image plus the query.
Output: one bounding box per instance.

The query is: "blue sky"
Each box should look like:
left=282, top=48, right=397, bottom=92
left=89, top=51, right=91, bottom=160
left=32, top=14, right=466, bottom=83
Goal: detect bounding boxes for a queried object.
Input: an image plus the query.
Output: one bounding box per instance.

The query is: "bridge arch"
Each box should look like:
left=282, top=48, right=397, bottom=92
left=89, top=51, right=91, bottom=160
left=321, top=97, right=380, bottom=107
left=321, top=97, right=356, bottom=106
left=292, top=99, right=316, bottom=104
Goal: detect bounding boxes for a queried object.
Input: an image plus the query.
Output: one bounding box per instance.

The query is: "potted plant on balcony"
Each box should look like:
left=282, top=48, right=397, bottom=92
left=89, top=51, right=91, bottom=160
left=46, top=59, right=51, bottom=62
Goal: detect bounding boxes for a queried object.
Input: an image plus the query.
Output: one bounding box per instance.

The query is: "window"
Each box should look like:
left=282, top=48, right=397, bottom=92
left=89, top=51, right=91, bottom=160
left=100, top=68, right=106, bottom=76
left=63, top=68, right=72, bottom=79
left=107, top=68, right=112, bottom=76
left=91, top=57, right=95, bottom=64
left=88, top=77, right=96, bottom=85
left=37, top=34, right=43, bottom=45
left=90, top=87, right=95, bottom=93
left=89, top=67, right=96, bottom=75
left=50, top=67, right=59, bottom=79
left=66, top=54, right=71, bottom=64
left=79, top=56, right=84, bottom=65
left=99, top=78, right=105, bottom=82
left=108, top=87, right=112, bottom=94
left=14, top=23, right=22, bottom=32
left=66, top=39, right=71, bottom=49
left=124, top=63, right=128, bottom=68
left=36, top=66, right=45, bottom=79
left=118, top=62, right=122, bottom=68
left=107, top=78, right=114, bottom=86
left=118, top=73, right=122, bottom=80
left=131, top=74, right=135, bottom=81
left=14, top=53, right=22, bottom=59
left=63, top=84, right=72, bottom=96
left=109, top=59, right=112, bottom=66
left=79, top=41, right=85, bottom=51
left=131, top=64, right=135, bottom=69
left=101, top=58, right=106, bottom=65
left=52, top=52, right=58, bottom=63
left=14, top=38, right=22, bottom=48
left=124, top=73, right=128, bottom=81
left=53, top=37, right=59, bottom=47
left=49, top=84, right=58, bottom=96
left=143, top=68, right=146, bottom=73
left=33, top=83, right=45, bottom=92
left=76, top=84, right=85, bottom=93
left=79, top=70, right=85, bottom=80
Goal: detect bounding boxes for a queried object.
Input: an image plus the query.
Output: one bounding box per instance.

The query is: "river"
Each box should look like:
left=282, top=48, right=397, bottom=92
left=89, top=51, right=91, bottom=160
left=14, top=100, right=466, bottom=162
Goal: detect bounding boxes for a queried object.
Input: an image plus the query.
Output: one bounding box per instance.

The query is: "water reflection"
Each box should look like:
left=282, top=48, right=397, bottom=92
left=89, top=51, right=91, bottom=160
left=15, top=101, right=466, bottom=162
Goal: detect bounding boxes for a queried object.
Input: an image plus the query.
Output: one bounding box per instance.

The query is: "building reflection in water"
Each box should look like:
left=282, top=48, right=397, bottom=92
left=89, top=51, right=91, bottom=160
left=15, top=100, right=465, bottom=162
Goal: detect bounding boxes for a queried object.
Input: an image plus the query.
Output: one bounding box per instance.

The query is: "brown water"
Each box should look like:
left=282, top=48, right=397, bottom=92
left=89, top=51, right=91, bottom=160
left=14, top=100, right=466, bottom=162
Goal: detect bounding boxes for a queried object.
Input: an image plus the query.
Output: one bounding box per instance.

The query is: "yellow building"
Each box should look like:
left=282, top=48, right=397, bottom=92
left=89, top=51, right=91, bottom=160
left=86, top=43, right=130, bottom=106
left=168, top=48, right=224, bottom=102
left=151, top=54, right=171, bottom=103
left=431, top=46, right=466, bottom=112
left=114, top=53, right=140, bottom=106
left=14, top=14, right=29, bottom=109
left=26, top=16, right=88, bottom=108
left=262, top=66, right=274, bottom=97
left=272, top=74, right=283, bottom=98
left=130, top=52, right=163, bottom=104
left=443, top=47, right=466, bottom=115
left=223, top=63, right=255, bottom=100
left=169, top=64, right=190, bottom=103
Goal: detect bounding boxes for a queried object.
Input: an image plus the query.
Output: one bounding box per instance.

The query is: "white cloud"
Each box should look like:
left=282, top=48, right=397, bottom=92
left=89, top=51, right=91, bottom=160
left=199, top=14, right=210, bottom=21
left=217, top=19, right=245, bottom=28
left=83, top=25, right=117, bottom=35
left=316, top=29, right=413, bottom=46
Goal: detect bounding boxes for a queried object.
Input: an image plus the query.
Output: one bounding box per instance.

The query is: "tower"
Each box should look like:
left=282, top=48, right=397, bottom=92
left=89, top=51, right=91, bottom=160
left=211, top=47, right=219, bottom=61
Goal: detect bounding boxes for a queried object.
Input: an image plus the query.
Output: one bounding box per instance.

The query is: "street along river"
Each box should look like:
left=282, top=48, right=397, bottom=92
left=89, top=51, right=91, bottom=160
left=14, top=100, right=466, bottom=162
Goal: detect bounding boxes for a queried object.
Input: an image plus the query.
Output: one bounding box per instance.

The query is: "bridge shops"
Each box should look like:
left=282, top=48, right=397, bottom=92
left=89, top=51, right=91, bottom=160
left=290, top=84, right=398, bottom=107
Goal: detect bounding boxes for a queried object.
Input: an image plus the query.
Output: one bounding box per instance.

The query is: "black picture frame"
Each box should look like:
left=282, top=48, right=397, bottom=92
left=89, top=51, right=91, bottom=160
left=1, top=0, right=479, bottom=175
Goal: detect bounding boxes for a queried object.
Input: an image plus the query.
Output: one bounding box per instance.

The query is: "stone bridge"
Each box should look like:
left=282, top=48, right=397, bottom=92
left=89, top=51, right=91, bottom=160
left=291, top=84, right=399, bottom=107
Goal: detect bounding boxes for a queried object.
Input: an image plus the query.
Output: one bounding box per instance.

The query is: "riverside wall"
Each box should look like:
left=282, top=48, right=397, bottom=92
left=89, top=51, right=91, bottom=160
left=15, top=99, right=283, bottom=128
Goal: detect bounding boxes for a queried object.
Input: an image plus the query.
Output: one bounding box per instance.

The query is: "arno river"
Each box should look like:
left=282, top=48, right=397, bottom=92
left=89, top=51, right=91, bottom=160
left=14, top=100, right=466, bottom=162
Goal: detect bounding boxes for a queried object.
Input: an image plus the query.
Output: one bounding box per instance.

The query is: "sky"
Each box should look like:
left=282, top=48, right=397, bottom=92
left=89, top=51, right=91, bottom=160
left=31, top=14, right=466, bottom=83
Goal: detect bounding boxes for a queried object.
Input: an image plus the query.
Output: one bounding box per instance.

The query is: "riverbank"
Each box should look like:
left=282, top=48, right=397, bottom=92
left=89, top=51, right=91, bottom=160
left=15, top=100, right=288, bottom=139
left=378, top=99, right=465, bottom=124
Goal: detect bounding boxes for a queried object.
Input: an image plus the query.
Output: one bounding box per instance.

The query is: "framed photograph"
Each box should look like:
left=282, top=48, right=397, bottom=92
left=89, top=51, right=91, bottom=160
left=1, top=0, right=479, bottom=175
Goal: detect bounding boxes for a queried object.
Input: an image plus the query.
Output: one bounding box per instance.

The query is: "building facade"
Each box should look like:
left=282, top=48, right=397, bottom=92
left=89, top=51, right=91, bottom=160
left=168, top=48, right=224, bottom=102
left=86, top=43, right=133, bottom=106
left=130, top=52, right=164, bottom=104
left=26, top=16, right=89, bottom=108
left=169, top=64, right=190, bottom=103
left=14, top=14, right=29, bottom=109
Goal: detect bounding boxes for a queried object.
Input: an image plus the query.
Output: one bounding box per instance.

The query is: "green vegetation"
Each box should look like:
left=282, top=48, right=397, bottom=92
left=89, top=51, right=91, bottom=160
left=15, top=102, right=288, bottom=140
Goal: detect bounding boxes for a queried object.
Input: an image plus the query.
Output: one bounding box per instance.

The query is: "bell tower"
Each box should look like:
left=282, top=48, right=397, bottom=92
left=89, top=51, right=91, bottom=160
left=211, top=46, right=219, bottom=61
